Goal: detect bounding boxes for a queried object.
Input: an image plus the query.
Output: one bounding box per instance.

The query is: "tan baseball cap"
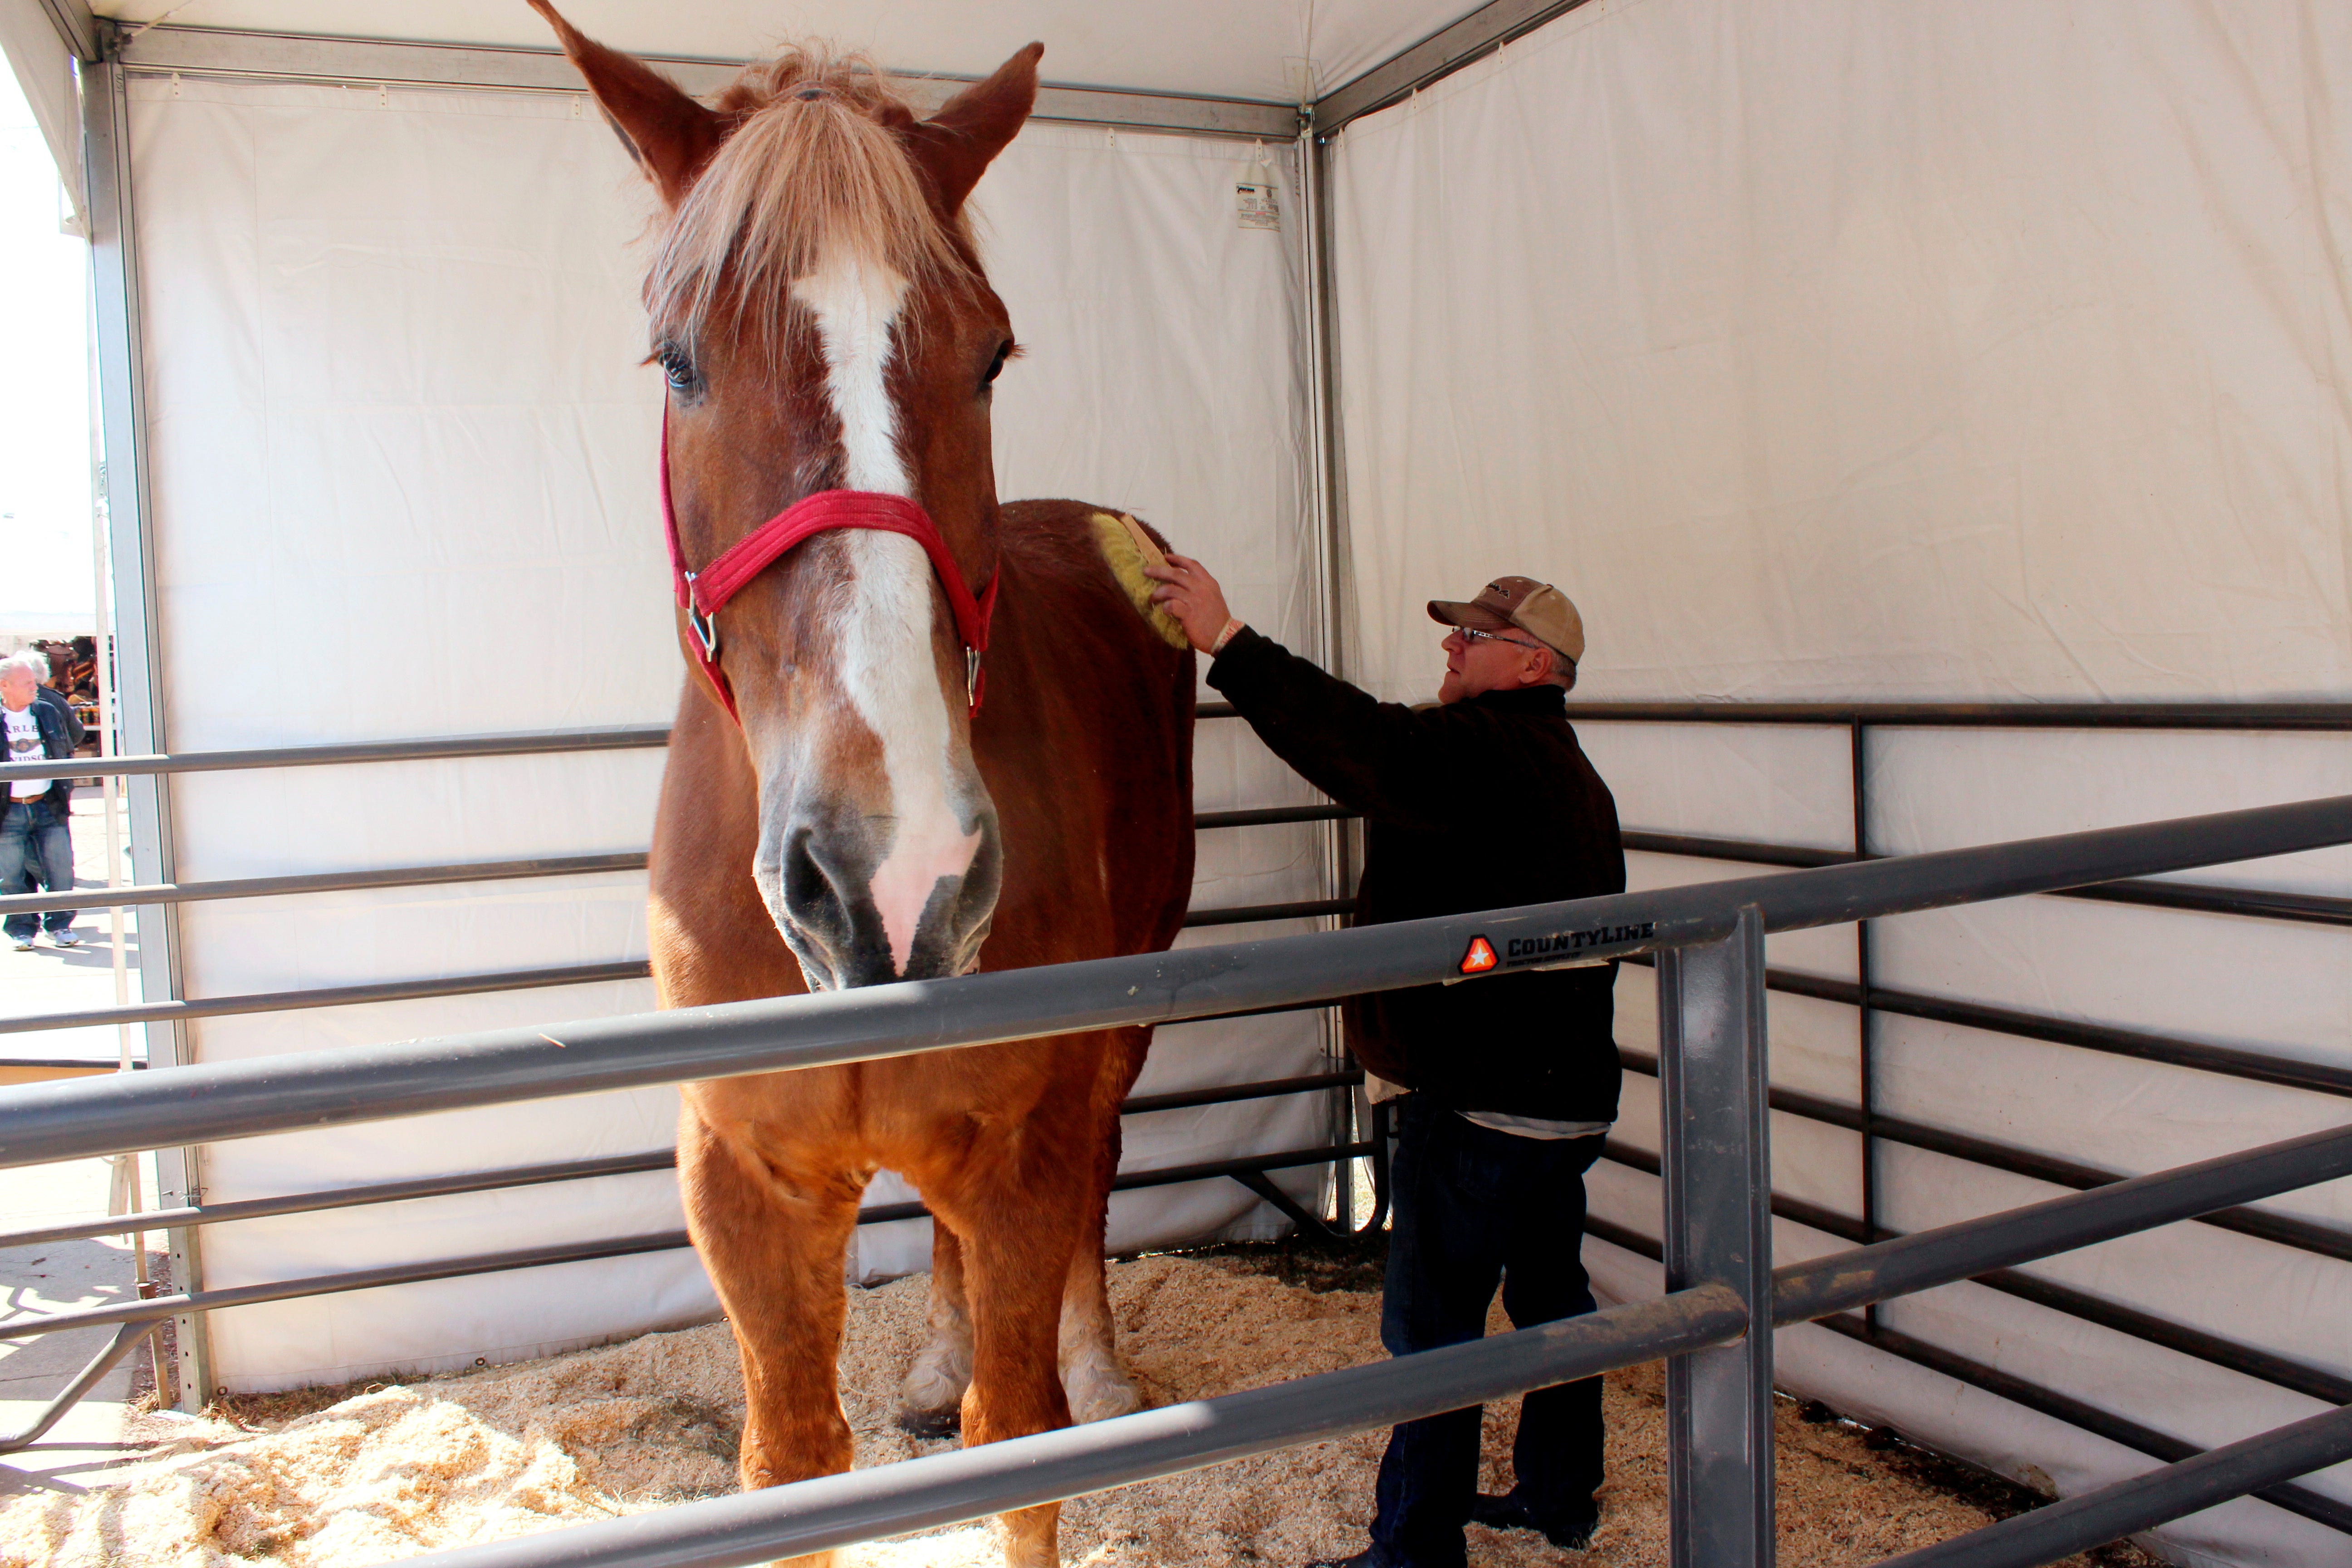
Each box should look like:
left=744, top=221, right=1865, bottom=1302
left=1427, top=575, right=1584, bottom=665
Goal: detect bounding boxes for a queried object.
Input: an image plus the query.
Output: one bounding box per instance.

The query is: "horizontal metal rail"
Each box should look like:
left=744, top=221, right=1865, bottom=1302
left=1618, top=1048, right=2352, bottom=1269
left=1624, top=827, right=2352, bottom=930
left=1749, top=967, right=2352, bottom=1101
left=10, top=696, right=2339, bottom=789
left=3, top=793, right=2347, bottom=1171
left=116, top=25, right=1304, bottom=139
left=0, top=803, right=1347, bottom=920
left=1314, top=0, right=1599, bottom=128
left=406, top=1284, right=1753, bottom=1568
left=1788, top=1090, right=2352, bottom=1265
left=0, top=1142, right=1372, bottom=1341
left=0, top=960, right=661, bottom=1038
left=1764, top=1122, right=2352, bottom=1536
left=1622, top=948, right=2352, bottom=1102
left=0, top=851, right=651, bottom=918
left=0, top=1072, right=1364, bottom=1251
left=1181, top=897, right=1355, bottom=927
left=1589, top=1142, right=2352, bottom=1408
left=0, top=706, right=1234, bottom=786
left=1770, top=1121, right=2352, bottom=1327
left=0, top=722, right=673, bottom=784
left=1616, top=1043, right=2352, bottom=1265
left=0, top=904, right=1352, bottom=1041
left=0, top=1149, right=681, bottom=1251
left=1566, top=701, right=2352, bottom=730
left=853, top=1142, right=1377, bottom=1228
left=1969, top=1269, right=2352, bottom=1408
left=1578, top=1220, right=2352, bottom=1534
left=1811, top=1317, right=2352, bottom=1537
left=1877, top=1401, right=2352, bottom=1567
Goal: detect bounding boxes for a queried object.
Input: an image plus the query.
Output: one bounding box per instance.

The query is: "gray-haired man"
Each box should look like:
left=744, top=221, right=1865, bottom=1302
left=1, top=654, right=81, bottom=951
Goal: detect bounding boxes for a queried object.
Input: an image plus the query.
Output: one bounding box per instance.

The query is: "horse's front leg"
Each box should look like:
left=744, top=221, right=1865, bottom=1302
left=680, top=1105, right=864, bottom=1568
left=897, top=1220, right=974, bottom=1436
left=1058, top=1026, right=1152, bottom=1424
left=929, top=1127, right=1092, bottom=1568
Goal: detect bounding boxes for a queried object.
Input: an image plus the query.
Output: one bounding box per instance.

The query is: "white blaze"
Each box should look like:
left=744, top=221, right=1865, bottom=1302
left=792, top=253, right=980, bottom=975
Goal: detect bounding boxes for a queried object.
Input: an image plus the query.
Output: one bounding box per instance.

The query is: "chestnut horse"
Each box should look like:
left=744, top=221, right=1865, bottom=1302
left=532, top=8, right=1196, bottom=1563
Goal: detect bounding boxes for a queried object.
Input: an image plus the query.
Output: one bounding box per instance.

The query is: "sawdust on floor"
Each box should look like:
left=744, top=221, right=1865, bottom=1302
left=0, top=1254, right=2155, bottom=1566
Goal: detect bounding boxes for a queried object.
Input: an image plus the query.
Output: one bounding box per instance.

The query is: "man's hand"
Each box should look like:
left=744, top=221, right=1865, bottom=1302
left=1145, top=553, right=1241, bottom=653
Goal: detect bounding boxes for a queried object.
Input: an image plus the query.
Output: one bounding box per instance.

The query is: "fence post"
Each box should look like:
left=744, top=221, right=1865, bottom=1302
left=1657, top=903, right=1774, bottom=1567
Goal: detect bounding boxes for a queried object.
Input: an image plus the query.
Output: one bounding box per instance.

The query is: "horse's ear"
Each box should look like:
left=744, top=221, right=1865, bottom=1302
left=527, top=0, right=726, bottom=207
left=903, top=43, right=1043, bottom=216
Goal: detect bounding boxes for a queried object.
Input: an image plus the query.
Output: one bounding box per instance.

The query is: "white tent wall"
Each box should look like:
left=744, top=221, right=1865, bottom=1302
left=0, top=0, right=85, bottom=222
left=1328, top=1, right=2351, bottom=1564
left=125, top=70, right=1326, bottom=1391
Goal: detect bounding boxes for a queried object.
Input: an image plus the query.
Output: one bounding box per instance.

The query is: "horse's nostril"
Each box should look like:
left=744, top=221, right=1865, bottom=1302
left=780, top=825, right=835, bottom=917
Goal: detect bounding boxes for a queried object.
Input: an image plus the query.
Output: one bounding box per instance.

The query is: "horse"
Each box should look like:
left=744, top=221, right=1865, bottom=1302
left=529, top=8, right=1199, bottom=1563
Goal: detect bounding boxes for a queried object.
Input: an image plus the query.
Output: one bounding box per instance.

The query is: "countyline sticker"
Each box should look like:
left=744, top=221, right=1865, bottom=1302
left=1457, top=922, right=1660, bottom=977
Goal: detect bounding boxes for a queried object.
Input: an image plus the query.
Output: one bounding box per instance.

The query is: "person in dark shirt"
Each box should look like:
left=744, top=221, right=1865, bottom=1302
left=8, top=651, right=85, bottom=948
left=2, top=654, right=81, bottom=952
left=1146, top=556, right=1626, bottom=1568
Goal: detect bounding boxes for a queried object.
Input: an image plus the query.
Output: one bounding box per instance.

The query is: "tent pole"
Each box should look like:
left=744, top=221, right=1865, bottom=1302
left=1298, top=121, right=1359, bottom=1228
left=82, top=41, right=212, bottom=1413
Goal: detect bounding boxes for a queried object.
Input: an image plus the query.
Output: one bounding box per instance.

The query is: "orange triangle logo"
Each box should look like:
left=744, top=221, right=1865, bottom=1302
left=1459, top=936, right=1499, bottom=974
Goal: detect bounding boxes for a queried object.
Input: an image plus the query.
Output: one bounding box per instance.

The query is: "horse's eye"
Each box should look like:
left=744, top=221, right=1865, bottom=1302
left=982, top=340, right=1013, bottom=390
left=657, top=343, right=699, bottom=392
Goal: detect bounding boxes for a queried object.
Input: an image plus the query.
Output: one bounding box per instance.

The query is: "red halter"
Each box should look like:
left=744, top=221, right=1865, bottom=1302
left=660, top=414, right=1000, bottom=723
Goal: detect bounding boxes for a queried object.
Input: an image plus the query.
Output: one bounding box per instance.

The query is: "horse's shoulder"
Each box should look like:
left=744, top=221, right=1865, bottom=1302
left=999, top=499, right=1189, bottom=650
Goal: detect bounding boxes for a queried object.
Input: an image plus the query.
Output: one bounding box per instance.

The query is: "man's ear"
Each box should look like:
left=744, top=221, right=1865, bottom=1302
left=902, top=43, right=1043, bottom=217
left=526, top=0, right=727, bottom=207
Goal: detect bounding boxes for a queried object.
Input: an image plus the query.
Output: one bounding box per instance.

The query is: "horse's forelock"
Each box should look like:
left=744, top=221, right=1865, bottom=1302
left=647, top=49, right=970, bottom=354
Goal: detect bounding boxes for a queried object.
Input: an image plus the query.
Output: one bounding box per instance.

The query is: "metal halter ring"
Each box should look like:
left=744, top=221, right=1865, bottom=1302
left=683, top=573, right=720, bottom=660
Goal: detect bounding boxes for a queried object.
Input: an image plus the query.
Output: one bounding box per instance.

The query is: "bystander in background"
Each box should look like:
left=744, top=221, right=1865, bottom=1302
left=0, top=651, right=80, bottom=949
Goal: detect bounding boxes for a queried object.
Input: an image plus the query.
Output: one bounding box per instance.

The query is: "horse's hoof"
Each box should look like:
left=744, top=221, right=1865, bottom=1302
left=896, top=1404, right=961, bottom=1439
left=1067, top=1378, right=1143, bottom=1426
left=1063, top=1347, right=1144, bottom=1425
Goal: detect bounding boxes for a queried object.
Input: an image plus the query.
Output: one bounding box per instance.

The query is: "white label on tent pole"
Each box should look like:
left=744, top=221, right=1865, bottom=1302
left=1236, top=181, right=1280, bottom=231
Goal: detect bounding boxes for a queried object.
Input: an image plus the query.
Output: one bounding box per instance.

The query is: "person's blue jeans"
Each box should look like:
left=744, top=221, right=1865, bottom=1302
left=0, top=799, right=75, bottom=940
left=1368, top=1094, right=1607, bottom=1568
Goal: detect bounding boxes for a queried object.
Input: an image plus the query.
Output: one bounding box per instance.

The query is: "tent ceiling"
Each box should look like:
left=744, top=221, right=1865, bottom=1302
left=89, top=0, right=1484, bottom=104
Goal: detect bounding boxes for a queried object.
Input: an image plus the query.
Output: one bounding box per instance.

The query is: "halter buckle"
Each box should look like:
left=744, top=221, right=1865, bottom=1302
left=683, top=573, right=720, bottom=661
left=965, top=647, right=984, bottom=713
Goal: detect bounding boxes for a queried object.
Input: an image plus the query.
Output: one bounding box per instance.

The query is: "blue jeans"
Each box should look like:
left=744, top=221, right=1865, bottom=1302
left=1369, top=1095, right=1607, bottom=1568
left=1, top=799, right=75, bottom=939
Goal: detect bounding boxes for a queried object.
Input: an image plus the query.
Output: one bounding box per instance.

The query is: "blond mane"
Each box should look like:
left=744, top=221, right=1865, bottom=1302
left=647, top=49, right=968, bottom=348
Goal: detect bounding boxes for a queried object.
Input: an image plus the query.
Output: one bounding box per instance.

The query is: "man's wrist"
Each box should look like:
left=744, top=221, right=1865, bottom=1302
left=1208, top=618, right=1246, bottom=656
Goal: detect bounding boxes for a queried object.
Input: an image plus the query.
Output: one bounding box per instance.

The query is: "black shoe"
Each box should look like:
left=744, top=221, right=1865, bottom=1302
left=1471, top=1493, right=1598, bottom=1551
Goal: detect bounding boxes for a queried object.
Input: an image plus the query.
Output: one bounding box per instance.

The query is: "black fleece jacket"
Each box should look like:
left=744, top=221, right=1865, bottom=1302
left=1206, top=626, right=1626, bottom=1123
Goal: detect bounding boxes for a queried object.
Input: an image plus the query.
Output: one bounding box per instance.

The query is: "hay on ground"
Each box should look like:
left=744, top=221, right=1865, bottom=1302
left=0, top=1254, right=2156, bottom=1566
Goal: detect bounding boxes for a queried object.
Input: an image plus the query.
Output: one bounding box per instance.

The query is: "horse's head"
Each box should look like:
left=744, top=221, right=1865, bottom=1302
left=533, top=3, right=1034, bottom=990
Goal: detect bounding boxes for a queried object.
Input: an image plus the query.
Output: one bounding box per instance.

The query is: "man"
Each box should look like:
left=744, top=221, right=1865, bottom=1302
left=1, top=653, right=81, bottom=951
left=10, top=649, right=87, bottom=934
left=1146, top=557, right=1624, bottom=1568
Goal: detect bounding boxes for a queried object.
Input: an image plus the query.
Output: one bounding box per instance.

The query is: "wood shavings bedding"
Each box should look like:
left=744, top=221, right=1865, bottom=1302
left=0, top=1255, right=2152, bottom=1566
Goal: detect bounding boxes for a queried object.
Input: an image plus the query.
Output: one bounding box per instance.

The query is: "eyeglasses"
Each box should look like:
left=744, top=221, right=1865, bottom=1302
left=1455, top=626, right=1546, bottom=652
